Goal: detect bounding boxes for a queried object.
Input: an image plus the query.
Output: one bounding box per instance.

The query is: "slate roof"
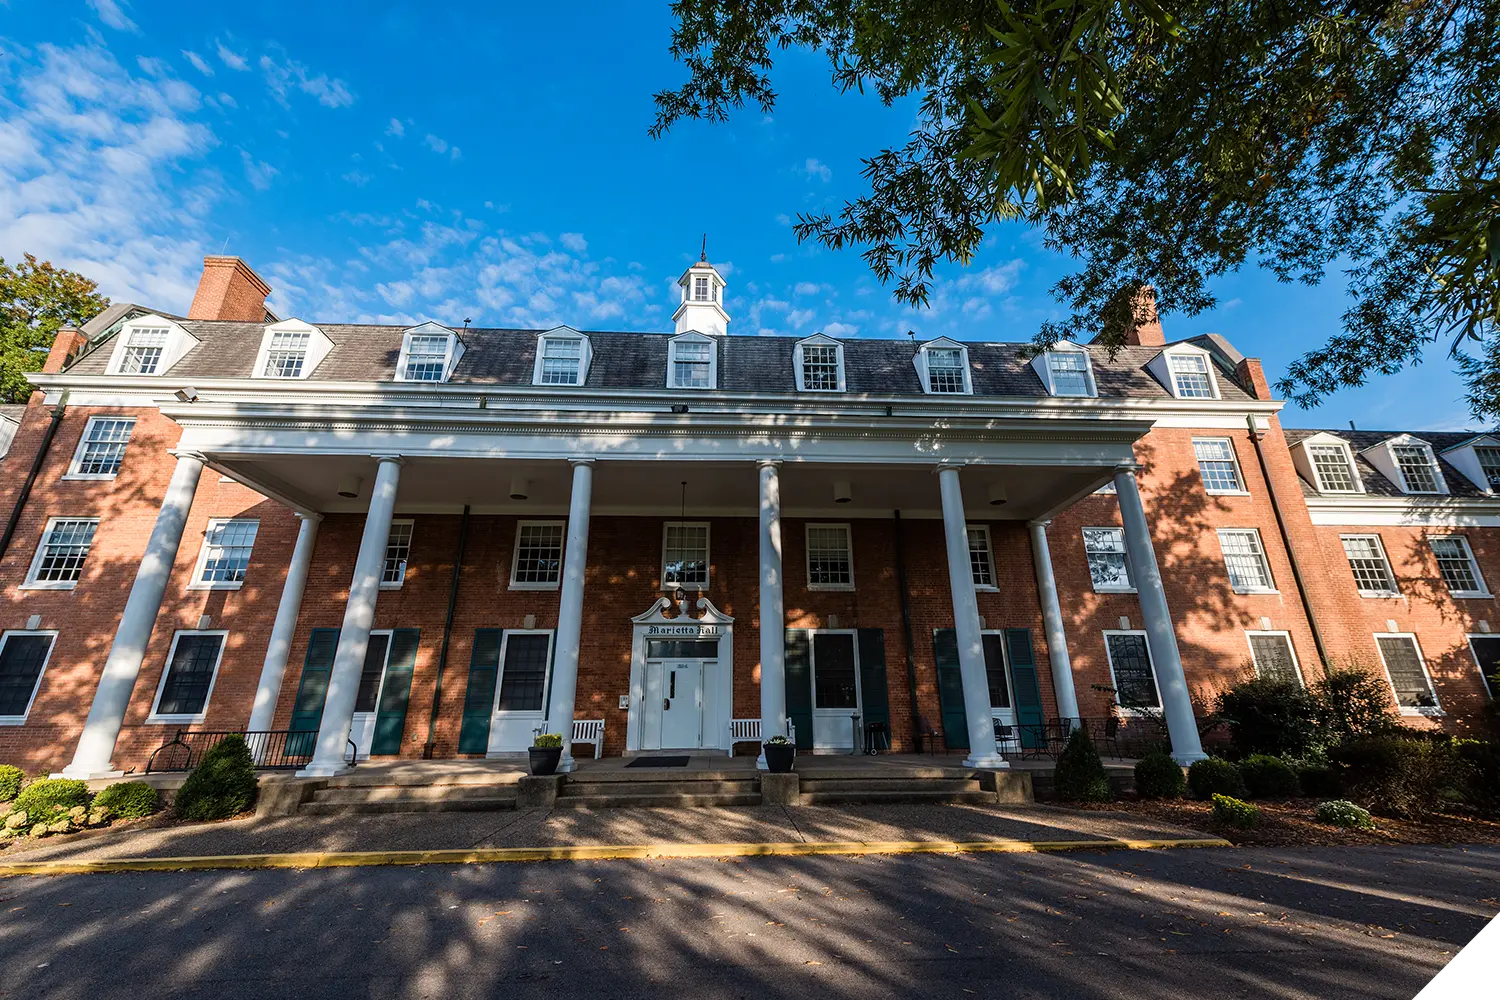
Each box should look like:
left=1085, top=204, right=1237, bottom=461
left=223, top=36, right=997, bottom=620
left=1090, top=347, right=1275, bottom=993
left=1283, top=428, right=1497, bottom=499
left=0, top=404, right=26, bottom=424
left=63, top=319, right=1258, bottom=402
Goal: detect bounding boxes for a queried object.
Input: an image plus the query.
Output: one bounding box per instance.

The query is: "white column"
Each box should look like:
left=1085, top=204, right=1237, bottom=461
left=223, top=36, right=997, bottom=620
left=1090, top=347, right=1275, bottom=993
left=247, top=512, right=321, bottom=735
left=1113, top=466, right=1207, bottom=764
left=757, top=459, right=786, bottom=770
left=546, top=458, right=594, bottom=773
left=1028, top=520, right=1080, bottom=720
left=60, top=450, right=206, bottom=778
left=937, top=466, right=1007, bottom=769
left=298, top=456, right=404, bottom=777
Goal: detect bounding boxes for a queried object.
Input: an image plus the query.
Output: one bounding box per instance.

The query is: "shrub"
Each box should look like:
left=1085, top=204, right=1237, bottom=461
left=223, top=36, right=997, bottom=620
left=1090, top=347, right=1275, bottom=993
left=1216, top=678, right=1320, bottom=757
left=1054, top=728, right=1113, bottom=802
left=174, top=735, right=257, bottom=821
left=92, top=781, right=160, bottom=819
left=1187, top=757, right=1247, bottom=800
left=1239, top=755, right=1301, bottom=799
left=1134, top=750, right=1186, bottom=800
left=1329, top=734, right=1458, bottom=818
left=1210, top=794, right=1260, bottom=829
left=1315, top=800, right=1375, bottom=829
left=1455, top=740, right=1500, bottom=814
left=1293, top=763, right=1341, bottom=798
left=0, top=765, right=22, bottom=802
left=1313, top=667, right=1398, bottom=747
left=14, top=778, right=90, bottom=819
left=532, top=733, right=562, bottom=748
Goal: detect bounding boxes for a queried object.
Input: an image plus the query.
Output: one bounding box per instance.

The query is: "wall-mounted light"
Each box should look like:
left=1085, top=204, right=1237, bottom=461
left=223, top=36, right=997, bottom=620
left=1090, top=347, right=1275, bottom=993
left=987, top=484, right=1008, bottom=506
left=174, top=387, right=199, bottom=403
left=509, top=476, right=529, bottom=501
left=833, top=480, right=853, bottom=504
left=670, top=404, right=689, bottom=414
left=336, top=474, right=362, bottom=499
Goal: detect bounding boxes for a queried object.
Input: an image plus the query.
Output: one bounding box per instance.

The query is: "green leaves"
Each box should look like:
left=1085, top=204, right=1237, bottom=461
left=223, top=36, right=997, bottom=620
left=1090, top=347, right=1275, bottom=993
left=0, top=254, right=109, bottom=403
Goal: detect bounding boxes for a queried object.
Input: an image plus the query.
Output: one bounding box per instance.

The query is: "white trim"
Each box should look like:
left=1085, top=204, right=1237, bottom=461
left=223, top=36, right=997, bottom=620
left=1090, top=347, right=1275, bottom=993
left=252, top=319, right=333, bottom=380
left=1441, top=436, right=1500, bottom=494
left=63, top=415, right=137, bottom=480
left=794, top=334, right=846, bottom=393
left=379, top=518, right=414, bottom=590
left=626, top=596, right=735, bottom=752
left=661, top=520, right=711, bottom=590
left=1147, top=343, right=1220, bottom=400
left=1030, top=341, right=1097, bottom=398
left=807, top=628, right=863, bottom=749
left=188, top=517, right=260, bottom=591
left=1191, top=436, right=1248, bottom=494
left=1363, top=435, right=1449, bottom=496
left=1244, top=630, right=1303, bottom=686
left=1372, top=632, right=1443, bottom=716
left=914, top=338, right=973, bottom=395
left=0, top=630, right=58, bottom=724
left=666, top=332, right=718, bottom=390
left=531, top=327, right=591, bottom=387
left=104, top=314, right=199, bottom=377
left=804, top=522, right=855, bottom=591
left=1082, top=525, right=1135, bottom=593
left=146, top=629, right=228, bottom=724
left=968, top=524, right=998, bottom=591
left=21, top=516, right=99, bottom=591
left=491, top=628, right=555, bottom=723
left=1339, top=533, right=1400, bottom=597
left=509, top=519, right=567, bottom=590
left=1464, top=633, right=1500, bottom=700
left=1216, top=527, right=1278, bottom=594
left=1101, top=629, right=1160, bottom=712
left=1428, top=533, right=1492, bottom=598
left=0, top=411, right=18, bottom=460
left=394, top=322, right=463, bottom=383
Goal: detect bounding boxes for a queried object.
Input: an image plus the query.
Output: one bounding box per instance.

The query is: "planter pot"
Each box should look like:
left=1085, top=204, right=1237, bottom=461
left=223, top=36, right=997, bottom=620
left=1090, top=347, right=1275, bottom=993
left=763, top=742, right=796, bottom=773
left=528, top=747, right=563, bottom=776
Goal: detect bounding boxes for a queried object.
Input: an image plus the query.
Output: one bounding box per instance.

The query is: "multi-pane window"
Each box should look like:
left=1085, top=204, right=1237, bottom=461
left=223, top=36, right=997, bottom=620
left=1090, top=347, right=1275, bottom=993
left=1248, top=632, right=1301, bottom=685
left=1193, top=438, right=1244, bottom=492
left=0, top=631, right=55, bottom=721
left=806, top=524, right=854, bottom=589
left=119, top=327, right=169, bottom=374
left=355, top=633, right=391, bottom=714
left=1309, top=444, right=1359, bottom=492
left=263, top=329, right=311, bottom=377
left=151, top=632, right=225, bottom=720
left=70, top=417, right=135, bottom=478
left=1376, top=634, right=1440, bottom=710
left=195, top=519, right=259, bottom=586
left=1218, top=528, right=1275, bottom=592
left=1469, top=636, right=1500, bottom=700
left=1431, top=536, right=1489, bottom=596
left=1393, top=443, right=1443, bottom=493
left=671, top=340, right=713, bottom=388
left=1168, top=353, right=1214, bottom=397
left=800, top=344, right=841, bottom=391
left=926, top=348, right=967, bottom=393
left=968, top=526, right=996, bottom=588
left=982, top=633, right=1011, bottom=708
left=496, top=633, right=551, bottom=712
left=511, top=522, right=565, bottom=588
left=812, top=632, right=859, bottom=709
left=1474, top=447, right=1500, bottom=491
left=1046, top=352, right=1092, bottom=396
left=1082, top=527, right=1133, bottom=591
left=692, top=275, right=712, bottom=302
left=539, top=337, right=584, bottom=385
left=403, top=334, right=451, bottom=381
left=382, top=520, right=413, bottom=587
left=1341, top=534, right=1397, bottom=596
left=25, top=518, right=98, bottom=587
left=662, top=522, right=710, bottom=589
left=1106, top=632, right=1161, bottom=709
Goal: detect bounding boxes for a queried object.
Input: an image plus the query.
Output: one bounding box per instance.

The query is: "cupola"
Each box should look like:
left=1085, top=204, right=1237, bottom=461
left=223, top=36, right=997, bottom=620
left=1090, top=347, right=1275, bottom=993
left=672, top=245, right=730, bottom=337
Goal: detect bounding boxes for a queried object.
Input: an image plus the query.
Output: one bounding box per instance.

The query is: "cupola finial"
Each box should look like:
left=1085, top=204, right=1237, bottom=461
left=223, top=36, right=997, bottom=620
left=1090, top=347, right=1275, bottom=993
left=700, top=233, right=707, bottom=262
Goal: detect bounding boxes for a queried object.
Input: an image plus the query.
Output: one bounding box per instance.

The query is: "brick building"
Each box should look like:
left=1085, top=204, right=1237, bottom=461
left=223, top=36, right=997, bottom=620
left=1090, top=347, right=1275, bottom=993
left=0, top=255, right=1494, bottom=779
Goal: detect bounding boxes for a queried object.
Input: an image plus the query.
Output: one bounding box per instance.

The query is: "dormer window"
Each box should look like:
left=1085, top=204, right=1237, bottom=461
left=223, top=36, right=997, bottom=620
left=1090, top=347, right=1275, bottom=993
left=794, top=335, right=845, bottom=392
left=395, top=323, right=463, bottom=383
left=1169, top=353, right=1213, bottom=397
left=119, top=327, right=168, bottom=374
left=253, top=320, right=332, bottom=380
left=914, top=339, right=971, bottom=395
left=105, top=315, right=199, bottom=377
left=1475, top=447, right=1500, bottom=490
left=533, top=329, right=590, bottom=387
left=668, top=334, right=716, bottom=389
left=1308, top=443, right=1361, bottom=493
left=1032, top=342, right=1096, bottom=397
left=1391, top=443, right=1444, bottom=494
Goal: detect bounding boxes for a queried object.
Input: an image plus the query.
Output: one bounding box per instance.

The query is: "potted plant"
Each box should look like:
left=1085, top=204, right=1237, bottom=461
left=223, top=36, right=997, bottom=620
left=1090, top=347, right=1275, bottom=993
left=763, top=734, right=796, bottom=773
left=529, top=733, right=563, bottom=775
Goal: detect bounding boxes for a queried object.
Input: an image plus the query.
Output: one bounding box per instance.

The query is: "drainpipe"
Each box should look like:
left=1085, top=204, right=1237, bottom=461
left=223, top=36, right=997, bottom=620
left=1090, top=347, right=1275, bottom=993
left=892, top=510, right=922, bottom=751
left=422, top=504, right=470, bottom=758
left=0, top=396, right=67, bottom=564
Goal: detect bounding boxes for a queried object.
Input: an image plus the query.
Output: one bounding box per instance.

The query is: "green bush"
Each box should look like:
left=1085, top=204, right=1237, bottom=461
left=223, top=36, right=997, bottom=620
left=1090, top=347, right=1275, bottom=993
left=1053, top=728, right=1113, bottom=802
left=1455, top=740, right=1500, bottom=813
left=174, top=735, right=258, bottom=821
left=533, top=733, right=562, bottom=748
left=92, top=781, right=160, bottom=819
left=1133, top=750, right=1185, bottom=800
left=1329, top=734, right=1458, bottom=818
left=14, top=778, right=90, bottom=818
left=1314, top=799, right=1375, bottom=829
left=1293, top=763, right=1341, bottom=798
left=0, top=765, right=23, bottom=802
left=1216, top=678, right=1320, bottom=757
left=1187, top=757, right=1247, bottom=800
left=1313, top=668, right=1398, bottom=747
left=1239, top=755, right=1301, bottom=799
left=1210, top=794, right=1261, bottom=829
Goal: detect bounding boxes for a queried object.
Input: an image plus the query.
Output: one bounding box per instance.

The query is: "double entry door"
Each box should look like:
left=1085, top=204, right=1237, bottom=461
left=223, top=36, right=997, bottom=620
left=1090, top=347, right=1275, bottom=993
left=643, top=659, right=705, bottom=749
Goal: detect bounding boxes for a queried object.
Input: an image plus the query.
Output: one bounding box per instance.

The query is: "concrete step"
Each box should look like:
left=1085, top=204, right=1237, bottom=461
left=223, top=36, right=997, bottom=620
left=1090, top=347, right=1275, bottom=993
left=561, top=779, right=758, bottom=797
left=797, top=778, right=981, bottom=795
left=299, top=795, right=519, bottom=815
left=570, top=769, right=749, bottom=783
left=311, top=783, right=517, bottom=804
left=797, top=788, right=997, bottom=806
left=552, top=791, right=762, bottom=809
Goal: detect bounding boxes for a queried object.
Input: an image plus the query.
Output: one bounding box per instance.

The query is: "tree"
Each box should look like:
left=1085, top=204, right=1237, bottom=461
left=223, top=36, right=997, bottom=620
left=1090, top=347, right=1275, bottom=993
left=651, top=0, right=1500, bottom=416
left=0, top=254, right=109, bottom=403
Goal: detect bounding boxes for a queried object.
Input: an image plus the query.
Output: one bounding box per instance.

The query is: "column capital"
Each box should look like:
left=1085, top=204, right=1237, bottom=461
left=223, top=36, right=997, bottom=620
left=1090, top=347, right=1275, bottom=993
left=1027, top=518, right=1052, bottom=530
left=1113, top=462, right=1141, bottom=475
left=372, top=454, right=406, bottom=467
left=169, top=448, right=207, bottom=463
left=294, top=511, right=325, bottom=523
left=568, top=457, right=596, bottom=468
left=756, top=458, right=781, bottom=470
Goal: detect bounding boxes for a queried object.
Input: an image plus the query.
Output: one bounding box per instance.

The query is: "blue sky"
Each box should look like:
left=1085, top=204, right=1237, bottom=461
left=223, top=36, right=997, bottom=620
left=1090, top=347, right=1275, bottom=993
left=0, top=0, right=1478, bottom=431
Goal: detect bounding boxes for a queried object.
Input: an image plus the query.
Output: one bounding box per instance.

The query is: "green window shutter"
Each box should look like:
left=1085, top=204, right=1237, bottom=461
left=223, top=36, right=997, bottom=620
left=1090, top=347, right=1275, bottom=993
left=288, top=628, right=340, bottom=756
left=784, top=629, right=814, bottom=750
left=370, top=628, right=421, bottom=755
left=856, top=629, right=891, bottom=738
left=1006, top=628, right=1045, bottom=746
left=457, top=629, right=503, bottom=753
left=932, top=628, right=969, bottom=749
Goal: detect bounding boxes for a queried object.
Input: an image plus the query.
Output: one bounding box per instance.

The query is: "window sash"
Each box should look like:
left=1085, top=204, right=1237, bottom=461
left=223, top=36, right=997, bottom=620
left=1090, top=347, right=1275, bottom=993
left=382, top=521, right=413, bottom=585
left=1106, top=633, right=1161, bottom=708
left=119, top=345, right=163, bottom=374
left=1341, top=535, right=1397, bottom=595
left=967, top=526, right=995, bottom=588
left=198, top=519, right=258, bottom=584
left=663, top=523, right=709, bottom=588
left=1047, top=353, right=1090, bottom=395
left=671, top=341, right=712, bottom=388
left=926, top=348, right=966, bottom=393
left=1082, top=527, right=1132, bottom=590
left=1309, top=445, right=1358, bottom=491
left=512, top=523, right=565, bottom=586
left=154, top=633, right=224, bottom=718
left=1219, top=529, right=1274, bottom=591
left=1193, top=438, right=1243, bottom=492
left=1376, top=635, right=1439, bottom=709
left=264, top=351, right=306, bottom=377
left=496, top=633, right=550, bottom=712
left=806, top=525, right=853, bottom=588
left=539, top=338, right=583, bottom=384
left=812, top=632, right=859, bottom=709
left=692, top=275, right=711, bottom=301
left=1248, top=633, right=1300, bottom=685
left=800, top=345, right=840, bottom=390
left=1431, top=537, right=1486, bottom=594
left=1169, top=354, right=1213, bottom=397
left=982, top=632, right=1011, bottom=708
left=74, top=417, right=135, bottom=476
left=1393, top=444, right=1441, bottom=492
left=31, top=518, right=98, bottom=584
left=1474, top=447, right=1500, bottom=490
left=354, top=633, right=391, bottom=714
left=403, top=334, right=451, bottom=381
left=0, top=633, right=54, bottom=719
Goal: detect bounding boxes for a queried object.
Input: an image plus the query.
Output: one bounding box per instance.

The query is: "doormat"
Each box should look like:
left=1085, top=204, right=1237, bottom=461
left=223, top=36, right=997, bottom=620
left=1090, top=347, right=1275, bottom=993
left=625, top=756, right=690, bottom=768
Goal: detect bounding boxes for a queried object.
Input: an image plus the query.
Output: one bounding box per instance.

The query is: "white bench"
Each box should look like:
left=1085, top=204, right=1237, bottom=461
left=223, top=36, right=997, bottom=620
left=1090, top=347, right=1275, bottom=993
left=726, top=718, right=796, bottom=756
left=534, top=720, right=605, bottom=759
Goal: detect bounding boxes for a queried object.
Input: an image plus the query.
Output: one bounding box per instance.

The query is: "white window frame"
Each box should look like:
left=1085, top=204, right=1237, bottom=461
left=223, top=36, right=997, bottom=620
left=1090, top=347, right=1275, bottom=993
left=104, top=315, right=198, bottom=377
left=147, top=629, right=228, bottom=725
left=252, top=319, right=332, bottom=381
left=1031, top=343, right=1096, bottom=398
left=1217, top=528, right=1277, bottom=594
left=968, top=525, right=997, bottom=591
left=380, top=519, right=414, bottom=590
left=1340, top=533, right=1399, bottom=597
left=794, top=336, right=846, bottom=392
left=1304, top=440, right=1365, bottom=494
left=1464, top=633, right=1500, bottom=700
left=493, top=629, right=557, bottom=716
left=914, top=339, right=973, bottom=395
left=509, top=520, right=567, bottom=591
left=189, top=517, right=260, bottom=591
left=1429, top=534, right=1491, bottom=598
left=805, top=523, right=855, bottom=591
left=394, top=322, right=463, bottom=383
left=22, top=516, right=99, bottom=591
left=64, top=416, right=137, bottom=480
left=661, top=520, right=711, bottom=590
left=1151, top=346, right=1221, bottom=400
left=1192, top=437, right=1247, bottom=494
left=0, top=630, right=58, bottom=724
left=1245, top=630, right=1303, bottom=686
left=1102, top=629, right=1161, bottom=713
left=531, top=328, right=591, bottom=387
left=666, top=333, right=718, bottom=390
left=1386, top=438, right=1449, bottom=495
left=1082, top=526, right=1135, bottom=593
left=1373, top=632, right=1442, bottom=716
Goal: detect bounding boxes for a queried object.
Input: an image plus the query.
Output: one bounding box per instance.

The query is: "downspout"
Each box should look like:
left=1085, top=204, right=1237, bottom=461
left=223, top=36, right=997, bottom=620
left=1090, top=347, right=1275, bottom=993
left=422, top=504, right=470, bottom=758
left=0, top=395, right=67, bottom=563
left=892, top=510, right=922, bottom=751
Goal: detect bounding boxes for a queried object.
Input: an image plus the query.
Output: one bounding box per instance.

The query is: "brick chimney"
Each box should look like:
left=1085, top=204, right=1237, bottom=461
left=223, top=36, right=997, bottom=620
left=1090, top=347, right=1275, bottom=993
left=1124, top=285, right=1166, bottom=347
left=42, top=327, right=89, bottom=374
left=187, top=256, right=272, bottom=322
left=1235, top=357, right=1272, bottom=400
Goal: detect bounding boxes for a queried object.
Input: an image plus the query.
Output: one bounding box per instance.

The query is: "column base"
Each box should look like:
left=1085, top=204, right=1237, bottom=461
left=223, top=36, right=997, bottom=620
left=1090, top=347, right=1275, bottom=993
left=1170, top=751, right=1209, bottom=766
left=556, top=752, right=577, bottom=774
left=962, top=754, right=1011, bottom=770
left=296, top=763, right=354, bottom=778
left=52, top=767, right=124, bottom=780
left=755, top=752, right=768, bottom=771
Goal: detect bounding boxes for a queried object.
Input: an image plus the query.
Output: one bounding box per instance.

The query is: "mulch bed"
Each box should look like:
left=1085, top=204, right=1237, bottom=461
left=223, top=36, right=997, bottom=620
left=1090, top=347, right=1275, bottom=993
left=1075, top=797, right=1500, bottom=847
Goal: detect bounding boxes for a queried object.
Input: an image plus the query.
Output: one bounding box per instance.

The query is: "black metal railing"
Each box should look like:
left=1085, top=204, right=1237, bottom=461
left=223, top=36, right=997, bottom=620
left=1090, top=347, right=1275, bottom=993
left=993, top=716, right=1168, bottom=761
left=145, top=729, right=358, bottom=773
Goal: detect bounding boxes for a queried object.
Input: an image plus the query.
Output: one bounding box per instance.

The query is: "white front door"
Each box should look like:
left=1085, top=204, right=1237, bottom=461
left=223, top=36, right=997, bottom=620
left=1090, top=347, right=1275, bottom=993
left=659, top=660, right=702, bottom=749
left=349, top=631, right=392, bottom=760
left=983, top=632, right=1017, bottom=727
left=810, top=632, right=862, bottom=750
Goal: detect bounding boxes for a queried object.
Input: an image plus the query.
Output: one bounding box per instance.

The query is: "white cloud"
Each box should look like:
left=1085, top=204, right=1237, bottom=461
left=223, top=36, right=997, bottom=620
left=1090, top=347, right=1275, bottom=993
left=87, top=0, right=137, bottom=31
left=559, top=232, right=587, bottom=252
left=793, top=281, right=823, bottom=296
left=787, top=308, right=815, bottom=328
left=386, top=117, right=405, bottom=138
left=424, top=133, right=448, bottom=154
left=215, top=40, right=249, bottom=71
left=802, top=157, right=831, bottom=182
left=240, top=150, right=278, bottom=191
left=342, top=169, right=370, bottom=187
left=259, top=50, right=355, bottom=108
left=182, top=50, right=213, bottom=76
left=955, top=260, right=1024, bottom=296
left=823, top=321, right=859, bottom=337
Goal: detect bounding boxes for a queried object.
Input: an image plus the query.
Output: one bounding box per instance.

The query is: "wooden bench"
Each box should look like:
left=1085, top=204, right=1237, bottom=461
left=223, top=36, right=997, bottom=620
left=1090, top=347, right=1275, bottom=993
left=538, top=720, right=605, bottom=759
left=726, top=718, right=797, bottom=756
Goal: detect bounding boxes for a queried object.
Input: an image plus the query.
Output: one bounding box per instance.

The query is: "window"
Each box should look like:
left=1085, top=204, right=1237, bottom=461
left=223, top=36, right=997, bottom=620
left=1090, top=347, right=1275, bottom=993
left=537, top=337, right=584, bottom=386
left=355, top=632, right=392, bottom=714
left=797, top=342, right=843, bottom=391
left=193, top=518, right=259, bottom=587
left=812, top=632, right=859, bottom=709
left=1467, top=635, right=1500, bottom=700
left=149, top=631, right=226, bottom=722
left=0, top=631, right=56, bottom=722
left=982, top=632, right=1011, bottom=708
left=806, top=524, right=854, bottom=590
left=24, top=517, right=98, bottom=589
left=1375, top=634, right=1440, bottom=712
left=662, top=522, right=709, bottom=589
left=1341, top=534, right=1398, bottom=597
left=1045, top=352, right=1093, bottom=396
left=263, top=328, right=311, bottom=377
left=118, top=326, right=169, bottom=374
left=1218, top=528, right=1275, bottom=592
left=68, top=417, right=135, bottom=479
left=926, top=348, right=967, bottom=393
left=497, top=632, right=551, bottom=712
left=668, top=337, right=714, bottom=389
left=1082, top=527, right=1133, bottom=591
left=1168, top=353, right=1214, bottom=398
left=968, top=526, right=996, bottom=589
left=402, top=333, right=452, bottom=381
left=1193, top=438, right=1244, bottom=493
left=510, top=521, right=565, bottom=589
left=1430, top=535, right=1489, bottom=597
left=381, top=520, right=413, bottom=588
left=1308, top=443, right=1360, bottom=493
left=1104, top=632, right=1160, bottom=709
left=692, top=274, right=711, bottom=302
left=1392, top=443, right=1444, bottom=493
left=1474, top=447, right=1500, bottom=491
left=1247, top=632, right=1302, bottom=685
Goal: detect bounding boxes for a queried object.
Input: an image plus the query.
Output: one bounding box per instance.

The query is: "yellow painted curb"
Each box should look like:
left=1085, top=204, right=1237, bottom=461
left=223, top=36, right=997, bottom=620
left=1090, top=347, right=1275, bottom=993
left=0, top=836, right=1230, bottom=876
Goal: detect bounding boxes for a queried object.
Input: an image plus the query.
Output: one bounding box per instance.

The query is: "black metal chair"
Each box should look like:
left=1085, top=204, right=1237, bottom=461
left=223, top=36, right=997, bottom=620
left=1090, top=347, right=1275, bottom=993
left=864, top=721, right=890, bottom=755
left=993, top=720, right=1021, bottom=757
left=916, top=715, right=948, bottom=755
